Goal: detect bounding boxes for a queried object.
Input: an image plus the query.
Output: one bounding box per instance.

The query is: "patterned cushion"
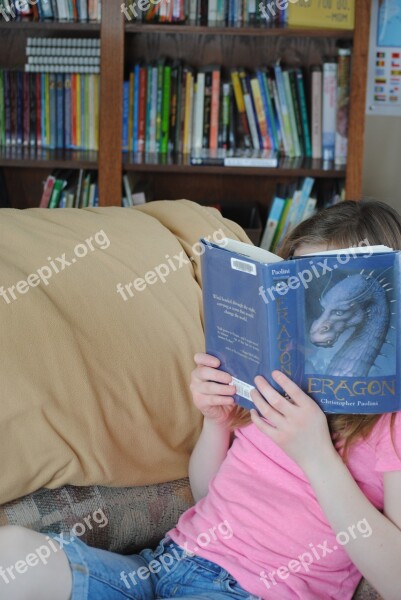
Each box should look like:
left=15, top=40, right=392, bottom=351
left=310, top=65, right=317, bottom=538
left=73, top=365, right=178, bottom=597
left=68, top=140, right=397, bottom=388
left=0, top=480, right=193, bottom=554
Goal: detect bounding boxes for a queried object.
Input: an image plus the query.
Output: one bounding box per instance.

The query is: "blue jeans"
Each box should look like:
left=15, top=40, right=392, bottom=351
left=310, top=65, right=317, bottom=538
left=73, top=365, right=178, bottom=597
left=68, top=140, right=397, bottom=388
left=57, top=534, right=261, bottom=599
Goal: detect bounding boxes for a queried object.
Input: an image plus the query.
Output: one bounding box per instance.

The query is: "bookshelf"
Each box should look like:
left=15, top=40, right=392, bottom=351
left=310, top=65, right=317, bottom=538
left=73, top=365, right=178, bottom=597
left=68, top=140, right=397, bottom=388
left=0, top=0, right=371, bottom=214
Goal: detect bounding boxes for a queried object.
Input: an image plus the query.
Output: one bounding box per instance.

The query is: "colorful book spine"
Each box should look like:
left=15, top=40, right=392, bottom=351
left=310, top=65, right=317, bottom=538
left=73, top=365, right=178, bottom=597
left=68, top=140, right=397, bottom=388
left=322, top=60, right=338, bottom=161
left=311, top=65, right=322, bottom=160
left=335, top=47, right=351, bottom=166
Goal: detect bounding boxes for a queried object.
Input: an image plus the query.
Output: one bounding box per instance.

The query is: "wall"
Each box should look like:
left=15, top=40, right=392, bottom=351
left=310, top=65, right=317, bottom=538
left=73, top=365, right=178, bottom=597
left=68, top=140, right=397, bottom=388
left=362, top=116, right=401, bottom=211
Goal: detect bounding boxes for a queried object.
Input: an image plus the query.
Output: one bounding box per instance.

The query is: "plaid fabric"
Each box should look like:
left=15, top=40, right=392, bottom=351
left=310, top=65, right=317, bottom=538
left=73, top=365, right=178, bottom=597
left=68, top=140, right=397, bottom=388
left=0, top=481, right=380, bottom=599
left=0, top=480, right=193, bottom=554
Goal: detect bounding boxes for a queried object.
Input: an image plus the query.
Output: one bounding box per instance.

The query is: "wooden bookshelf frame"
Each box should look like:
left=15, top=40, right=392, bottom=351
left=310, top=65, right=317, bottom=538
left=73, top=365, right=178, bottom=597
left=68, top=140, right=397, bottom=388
left=0, top=0, right=371, bottom=209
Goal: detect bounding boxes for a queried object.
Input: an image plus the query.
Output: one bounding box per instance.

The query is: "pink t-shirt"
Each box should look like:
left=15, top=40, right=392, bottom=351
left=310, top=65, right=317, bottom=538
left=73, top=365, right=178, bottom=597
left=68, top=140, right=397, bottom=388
left=168, top=412, right=401, bottom=600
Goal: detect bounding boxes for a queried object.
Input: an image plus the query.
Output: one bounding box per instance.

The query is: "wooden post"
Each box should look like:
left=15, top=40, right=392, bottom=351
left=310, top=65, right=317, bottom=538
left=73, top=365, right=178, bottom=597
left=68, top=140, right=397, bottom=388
left=98, top=0, right=124, bottom=206
left=345, top=0, right=371, bottom=200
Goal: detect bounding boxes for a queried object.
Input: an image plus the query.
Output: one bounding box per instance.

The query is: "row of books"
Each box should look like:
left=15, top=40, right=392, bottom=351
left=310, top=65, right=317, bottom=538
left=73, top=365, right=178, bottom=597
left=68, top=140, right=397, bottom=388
left=260, top=178, right=345, bottom=251
left=122, top=0, right=288, bottom=26
left=122, top=0, right=355, bottom=29
left=122, top=50, right=351, bottom=163
left=0, top=39, right=100, bottom=149
left=0, top=0, right=101, bottom=21
left=38, top=170, right=150, bottom=208
left=25, top=37, right=101, bottom=73
left=0, top=70, right=100, bottom=149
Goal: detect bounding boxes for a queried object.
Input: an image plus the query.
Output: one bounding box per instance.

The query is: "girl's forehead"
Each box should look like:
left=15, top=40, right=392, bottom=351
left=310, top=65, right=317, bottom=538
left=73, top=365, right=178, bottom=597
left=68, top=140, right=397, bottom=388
left=293, top=243, right=329, bottom=257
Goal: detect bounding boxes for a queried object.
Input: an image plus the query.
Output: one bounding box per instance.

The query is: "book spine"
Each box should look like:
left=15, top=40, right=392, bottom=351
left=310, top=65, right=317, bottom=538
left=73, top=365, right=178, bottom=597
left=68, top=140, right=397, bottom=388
left=288, top=70, right=305, bottom=157
left=122, top=80, right=129, bottom=151
left=322, top=61, right=337, bottom=162
left=183, top=70, right=194, bottom=154
left=35, top=73, right=41, bottom=148
left=209, top=68, right=220, bottom=150
left=193, top=71, right=205, bottom=150
left=271, top=77, right=288, bottom=156
left=335, top=48, right=351, bottom=166
left=160, top=63, right=171, bottom=153
left=260, top=71, right=279, bottom=153
left=311, top=66, right=322, bottom=160
left=250, top=76, right=270, bottom=150
left=56, top=73, right=64, bottom=149
left=274, top=64, right=294, bottom=157
left=133, top=64, right=140, bottom=153
left=39, top=175, right=56, bottom=208
left=23, top=72, right=30, bottom=147
left=230, top=69, right=251, bottom=149
left=48, top=72, right=57, bottom=149
left=16, top=71, right=23, bottom=147
left=282, top=69, right=300, bottom=157
left=145, top=65, right=152, bottom=153
left=0, top=71, right=5, bottom=147
left=155, top=60, right=164, bottom=152
left=138, top=66, right=147, bottom=153
left=260, top=196, right=285, bottom=252
left=148, top=65, right=158, bottom=153
left=264, top=259, right=300, bottom=385
left=202, top=70, right=212, bottom=149
left=128, top=71, right=134, bottom=152
left=295, top=68, right=312, bottom=159
left=64, top=72, right=72, bottom=148
left=169, top=63, right=179, bottom=153
left=240, top=71, right=260, bottom=150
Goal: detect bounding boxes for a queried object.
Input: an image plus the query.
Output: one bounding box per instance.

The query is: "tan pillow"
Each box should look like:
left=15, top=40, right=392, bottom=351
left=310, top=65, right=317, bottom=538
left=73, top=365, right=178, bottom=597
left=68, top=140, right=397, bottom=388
left=0, top=200, right=249, bottom=505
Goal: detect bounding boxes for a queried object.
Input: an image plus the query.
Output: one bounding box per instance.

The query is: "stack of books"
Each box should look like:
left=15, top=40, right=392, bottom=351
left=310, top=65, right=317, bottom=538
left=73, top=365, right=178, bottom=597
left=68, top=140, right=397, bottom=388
left=0, top=38, right=100, bottom=150
left=0, top=0, right=102, bottom=22
left=122, top=50, right=351, bottom=166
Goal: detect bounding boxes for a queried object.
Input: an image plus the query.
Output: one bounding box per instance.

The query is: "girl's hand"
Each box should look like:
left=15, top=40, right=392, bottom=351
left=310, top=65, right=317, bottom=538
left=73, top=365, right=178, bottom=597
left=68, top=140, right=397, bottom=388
left=250, top=371, right=336, bottom=471
left=190, top=353, right=236, bottom=425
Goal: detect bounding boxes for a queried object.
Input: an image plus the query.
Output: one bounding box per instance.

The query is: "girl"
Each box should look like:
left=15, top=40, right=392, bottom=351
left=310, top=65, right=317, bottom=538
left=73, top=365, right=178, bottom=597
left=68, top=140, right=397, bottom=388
left=1, top=200, right=401, bottom=600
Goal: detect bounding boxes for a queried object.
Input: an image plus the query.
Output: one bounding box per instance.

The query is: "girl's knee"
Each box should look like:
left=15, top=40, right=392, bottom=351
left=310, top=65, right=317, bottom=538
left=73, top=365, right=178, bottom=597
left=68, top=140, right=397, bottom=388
left=0, top=526, right=42, bottom=554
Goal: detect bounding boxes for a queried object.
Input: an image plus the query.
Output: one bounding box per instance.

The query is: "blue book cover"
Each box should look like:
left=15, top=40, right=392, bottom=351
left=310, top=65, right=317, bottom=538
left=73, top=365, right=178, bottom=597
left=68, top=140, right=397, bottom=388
left=201, top=239, right=401, bottom=415
left=122, top=81, right=130, bottom=152
left=133, top=64, right=140, bottom=153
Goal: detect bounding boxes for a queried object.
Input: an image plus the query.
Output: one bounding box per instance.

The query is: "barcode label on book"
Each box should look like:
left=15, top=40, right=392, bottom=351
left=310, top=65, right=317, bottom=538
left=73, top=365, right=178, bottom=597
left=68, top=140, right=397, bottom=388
left=231, top=378, right=255, bottom=401
left=230, top=258, right=257, bottom=275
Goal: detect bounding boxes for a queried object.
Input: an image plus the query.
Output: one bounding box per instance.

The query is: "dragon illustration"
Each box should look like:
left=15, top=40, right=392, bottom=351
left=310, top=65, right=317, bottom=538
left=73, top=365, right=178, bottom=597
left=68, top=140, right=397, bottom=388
left=309, top=271, right=393, bottom=377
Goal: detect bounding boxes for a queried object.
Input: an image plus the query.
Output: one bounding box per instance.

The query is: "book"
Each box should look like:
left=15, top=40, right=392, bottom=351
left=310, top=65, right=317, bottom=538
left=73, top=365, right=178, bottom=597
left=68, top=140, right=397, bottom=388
left=260, top=196, right=286, bottom=251
left=322, top=60, right=338, bottom=162
left=311, top=65, right=322, bottom=160
left=287, top=0, right=355, bottom=30
left=335, top=47, right=352, bottom=166
left=201, top=238, right=401, bottom=414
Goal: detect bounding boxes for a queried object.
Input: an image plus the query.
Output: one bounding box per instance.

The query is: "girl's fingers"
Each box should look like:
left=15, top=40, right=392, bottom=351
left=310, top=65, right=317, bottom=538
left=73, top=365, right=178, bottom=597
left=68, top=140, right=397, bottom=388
left=254, top=376, right=294, bottom=417
left=199, top=382, right=237, bottom=396
left=250, top=408, right=276, bottom=438
left=194, top=366, right=233, bottom=385
left=271, top=371, right=311, bottom=407
left=251, top=387, right=285, bottom=425
left=208, top=395, right=235, bottom=406
left=194, top=353, right=220, bottom=368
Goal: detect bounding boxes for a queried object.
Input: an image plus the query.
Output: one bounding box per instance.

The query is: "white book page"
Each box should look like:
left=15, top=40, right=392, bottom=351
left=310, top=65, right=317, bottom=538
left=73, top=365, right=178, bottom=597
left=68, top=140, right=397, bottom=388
left=214, top=238, right=283, bottom=264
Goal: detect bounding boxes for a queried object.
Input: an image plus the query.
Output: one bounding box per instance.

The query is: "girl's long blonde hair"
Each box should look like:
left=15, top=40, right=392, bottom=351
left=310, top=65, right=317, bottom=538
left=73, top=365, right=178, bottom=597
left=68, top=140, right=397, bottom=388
left=227, top=200, right=401, bottom=458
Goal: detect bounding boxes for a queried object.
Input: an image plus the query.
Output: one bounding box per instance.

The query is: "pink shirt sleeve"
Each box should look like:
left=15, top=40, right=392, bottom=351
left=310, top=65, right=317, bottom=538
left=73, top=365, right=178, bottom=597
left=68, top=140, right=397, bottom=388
left=373, top=412, right=401, bottom=473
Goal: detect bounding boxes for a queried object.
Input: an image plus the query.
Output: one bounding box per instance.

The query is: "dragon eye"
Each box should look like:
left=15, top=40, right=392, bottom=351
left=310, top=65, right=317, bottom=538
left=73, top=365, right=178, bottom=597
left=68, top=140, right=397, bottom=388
left=335, top=310, right=344, bottom=316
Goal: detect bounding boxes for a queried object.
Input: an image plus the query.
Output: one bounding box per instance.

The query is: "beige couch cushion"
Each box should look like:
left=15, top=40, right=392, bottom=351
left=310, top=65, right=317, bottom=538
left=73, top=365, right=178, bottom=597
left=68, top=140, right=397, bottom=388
left=0, top=200, right=249, bottom=505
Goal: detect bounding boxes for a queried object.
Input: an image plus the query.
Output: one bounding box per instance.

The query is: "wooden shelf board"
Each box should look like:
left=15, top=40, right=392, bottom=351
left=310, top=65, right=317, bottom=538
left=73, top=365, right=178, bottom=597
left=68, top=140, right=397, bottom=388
left=0, top=148, right=98, bottom=169
left=122, top=154, right=346, bottom=177
left=125, top=23, right=354, bottom=38
left=0, top=21, right=101, bottom=31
